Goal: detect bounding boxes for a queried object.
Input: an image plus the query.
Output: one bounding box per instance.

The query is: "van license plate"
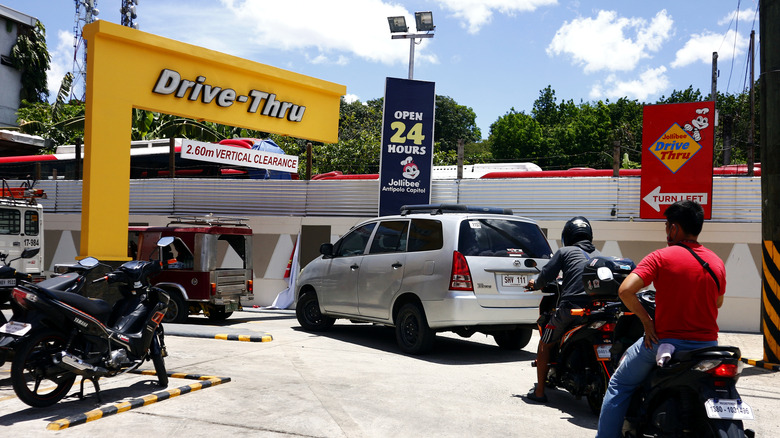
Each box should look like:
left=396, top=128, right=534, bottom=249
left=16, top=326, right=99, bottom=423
left=0, top=321, right=31, bottom=336
left=704, top=398, right=754, bottom=420
left=502, top=275, right=528, bottom=287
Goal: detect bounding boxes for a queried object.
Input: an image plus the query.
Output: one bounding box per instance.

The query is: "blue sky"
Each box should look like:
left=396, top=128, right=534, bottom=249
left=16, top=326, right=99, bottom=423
left=3, top=0, right=759, bottom=139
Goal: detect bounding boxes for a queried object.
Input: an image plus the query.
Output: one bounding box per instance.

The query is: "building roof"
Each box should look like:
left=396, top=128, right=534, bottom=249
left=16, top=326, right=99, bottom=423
left=0, top=4, right=37, bottom=27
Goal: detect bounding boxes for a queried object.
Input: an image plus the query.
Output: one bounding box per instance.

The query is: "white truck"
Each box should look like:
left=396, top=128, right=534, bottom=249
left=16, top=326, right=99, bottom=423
left=0, top=179, right=45, bottom=281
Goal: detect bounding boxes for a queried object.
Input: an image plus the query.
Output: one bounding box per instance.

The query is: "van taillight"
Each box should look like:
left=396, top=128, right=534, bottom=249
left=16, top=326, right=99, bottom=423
left=247, top=279, right=253, bottom=293
left=210, top=283, right=217, bottom=295
left=450, top=251, right=473, bottom=291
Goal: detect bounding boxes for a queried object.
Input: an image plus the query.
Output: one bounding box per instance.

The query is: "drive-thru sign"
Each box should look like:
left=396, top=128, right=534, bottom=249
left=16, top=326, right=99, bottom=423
left=640, top=102, right=715, bottom=219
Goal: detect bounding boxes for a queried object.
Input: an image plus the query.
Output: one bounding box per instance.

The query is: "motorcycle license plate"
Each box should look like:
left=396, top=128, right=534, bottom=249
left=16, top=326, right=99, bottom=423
left=595, top=344, right=611, bottom=360
left=0, top=321, right=31, bottom=336
left=502, top=275, right=528, bottom=287
left=0, top=278, right=15, bottom=287
left=704, top=398, right=754, bottom=420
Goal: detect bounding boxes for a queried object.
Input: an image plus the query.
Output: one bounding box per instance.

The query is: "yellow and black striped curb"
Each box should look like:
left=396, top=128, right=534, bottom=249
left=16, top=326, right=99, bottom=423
left=167, top=331, right=272, bottom=342
left=740, top=358, right=780, bottom=372
left=762, top=240, right=780, bottom=363
left=46, top=372, right=230, bottom=430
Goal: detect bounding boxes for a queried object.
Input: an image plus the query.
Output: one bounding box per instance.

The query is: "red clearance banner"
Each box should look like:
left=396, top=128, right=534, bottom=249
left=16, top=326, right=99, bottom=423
left=640, top=102, right=715, bottom=219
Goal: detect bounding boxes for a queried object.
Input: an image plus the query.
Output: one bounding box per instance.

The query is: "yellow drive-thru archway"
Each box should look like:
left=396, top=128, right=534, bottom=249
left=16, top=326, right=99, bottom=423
left=81, top=21, right=345, bottom=260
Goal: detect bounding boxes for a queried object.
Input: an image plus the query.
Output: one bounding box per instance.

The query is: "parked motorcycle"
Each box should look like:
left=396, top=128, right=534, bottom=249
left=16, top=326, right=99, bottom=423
left=0, top=237, right=174, bottom=408
left=0, top=247, right=39, bottom=327
left=533, top=256, right=636, bottom=414
left=608, top=286, right=753, bottom=437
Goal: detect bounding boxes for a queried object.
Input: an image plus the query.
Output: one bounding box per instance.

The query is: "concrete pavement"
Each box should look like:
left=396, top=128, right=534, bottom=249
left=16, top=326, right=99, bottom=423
left=1, top=309, right=778, bottom=437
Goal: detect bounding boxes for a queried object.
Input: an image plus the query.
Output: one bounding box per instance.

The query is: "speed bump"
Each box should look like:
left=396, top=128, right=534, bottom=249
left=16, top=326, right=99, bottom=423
left=46, top=371, right=230, bottom=430
left=164, top=329, right=272, bottom=342
left=741, top=358, right=780, bottom=371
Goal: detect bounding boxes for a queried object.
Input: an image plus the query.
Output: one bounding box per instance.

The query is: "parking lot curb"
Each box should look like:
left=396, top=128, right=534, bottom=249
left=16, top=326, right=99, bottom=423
left=46, top=372, right=231, bottom=430
left=741, top=357, right=780, bottom=371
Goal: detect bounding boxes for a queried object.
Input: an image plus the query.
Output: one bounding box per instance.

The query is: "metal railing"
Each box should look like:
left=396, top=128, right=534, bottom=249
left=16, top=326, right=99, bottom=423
left=25, top=176, right=761, bottom=222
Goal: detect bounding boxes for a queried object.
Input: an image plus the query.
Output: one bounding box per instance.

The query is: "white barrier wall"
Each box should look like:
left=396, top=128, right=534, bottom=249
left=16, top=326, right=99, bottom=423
left=43, top=214, right=762, bottom=333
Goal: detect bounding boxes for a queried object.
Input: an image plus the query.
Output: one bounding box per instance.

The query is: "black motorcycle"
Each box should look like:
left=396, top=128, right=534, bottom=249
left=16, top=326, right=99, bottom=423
left=0, top=237, right=174, bottom=407
left=0, top=247, right=39, bottom=327
left=534, top=256, right=636, bottom=414
left=611, top=291, right=753, bottom=437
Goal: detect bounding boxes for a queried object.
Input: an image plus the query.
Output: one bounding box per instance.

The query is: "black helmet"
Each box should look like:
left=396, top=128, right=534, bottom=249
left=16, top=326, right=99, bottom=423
left=562, top=216, right=593, bottom=246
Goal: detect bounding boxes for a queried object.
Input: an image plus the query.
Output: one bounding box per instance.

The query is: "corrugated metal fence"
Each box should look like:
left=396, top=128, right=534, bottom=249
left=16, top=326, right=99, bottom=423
left=29, top=177, right=761, bottom=222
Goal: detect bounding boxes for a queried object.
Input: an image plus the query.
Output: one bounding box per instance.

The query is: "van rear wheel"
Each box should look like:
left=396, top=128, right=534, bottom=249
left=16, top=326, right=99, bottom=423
left=395, top=303, right=435, bottom=355
left=494, top=328, right=533, bottom=350
left=163, top=292, right=188, bottom=323
left=205, top=305, right=233, bottom=321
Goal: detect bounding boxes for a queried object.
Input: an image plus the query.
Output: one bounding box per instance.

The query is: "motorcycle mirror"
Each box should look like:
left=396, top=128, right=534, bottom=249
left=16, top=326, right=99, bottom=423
left=79, top=257, right=100, bottom=268
left=524, top=259, right=537, bottom=268
left=596, top=266, right=614, bottom=281
left=157, top=236, right=175, bottom=247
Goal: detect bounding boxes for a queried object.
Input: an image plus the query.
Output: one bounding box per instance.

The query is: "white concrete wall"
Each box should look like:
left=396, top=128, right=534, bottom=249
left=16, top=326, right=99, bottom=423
left=43, top=214, right=763, bottom=333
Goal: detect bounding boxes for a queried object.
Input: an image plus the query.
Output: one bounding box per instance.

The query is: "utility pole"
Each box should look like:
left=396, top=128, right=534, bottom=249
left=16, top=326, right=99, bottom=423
left=760, top=0, right=780, bottom=365
left=748, top=30, right=756, bottom=177
left=711, top=52, right=718, bottom=103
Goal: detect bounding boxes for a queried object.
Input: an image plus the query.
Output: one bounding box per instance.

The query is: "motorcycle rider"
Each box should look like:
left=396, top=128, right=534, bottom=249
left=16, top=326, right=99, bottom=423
left=525, top=216, right=600, bottom=403
left=596, top=200, right=726, bottom=437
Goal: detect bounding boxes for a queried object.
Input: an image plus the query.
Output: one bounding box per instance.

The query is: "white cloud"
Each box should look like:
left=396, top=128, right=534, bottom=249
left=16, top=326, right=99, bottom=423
left=670, top=30, right=748, bottom=68
left=718, top=8, right=757, bottom=26
left=589, top=66, right=669, bottom=100
left=46, top=30, right=77, bottom=101
left=343, top=94, right=360, bottom=104
left=434, top=0, right=557, bottom=34
left=547, top=9, right=674, bottom=73
left=141, top=0, right=437, bottom=68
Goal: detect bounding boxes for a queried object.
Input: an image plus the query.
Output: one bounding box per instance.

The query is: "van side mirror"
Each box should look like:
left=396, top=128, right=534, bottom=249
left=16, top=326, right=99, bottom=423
left=320, top=243, right=334, bottom=258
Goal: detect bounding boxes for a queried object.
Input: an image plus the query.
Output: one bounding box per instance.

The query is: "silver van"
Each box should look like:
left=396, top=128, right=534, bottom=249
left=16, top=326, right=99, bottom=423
left=295, top=204, right=553, bottom=354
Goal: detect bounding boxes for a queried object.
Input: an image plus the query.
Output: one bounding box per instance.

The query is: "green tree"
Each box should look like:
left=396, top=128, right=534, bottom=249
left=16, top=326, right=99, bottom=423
left=10, top=20, right=50, bottom=103
left=655, top=86, right=704, bottom=104
left=434, top=95, right=481, bottom=153
left=488, top=109, right=544, bottom=162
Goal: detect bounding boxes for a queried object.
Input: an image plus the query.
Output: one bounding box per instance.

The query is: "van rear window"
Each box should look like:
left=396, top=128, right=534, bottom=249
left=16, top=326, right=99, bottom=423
left=458, top=219, right=551, bottom=258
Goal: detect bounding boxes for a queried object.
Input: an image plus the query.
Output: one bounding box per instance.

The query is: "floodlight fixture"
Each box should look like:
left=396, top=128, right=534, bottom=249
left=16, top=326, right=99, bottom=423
left=388, top=11, right=435, bottom=80
left=388, top=16, right=408, bottom=33
left=414, top=11, right=434, bottom=32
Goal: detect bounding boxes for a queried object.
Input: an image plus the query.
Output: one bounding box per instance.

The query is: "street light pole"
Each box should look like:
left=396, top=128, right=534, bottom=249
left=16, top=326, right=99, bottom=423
left=391, top=33, right=434, bottom=80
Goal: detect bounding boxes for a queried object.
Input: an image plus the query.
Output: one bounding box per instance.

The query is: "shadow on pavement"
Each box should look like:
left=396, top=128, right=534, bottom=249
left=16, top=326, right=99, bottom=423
left=0, top=379, right=163, bottom=426
left=293, top=322, right=536, bottom=365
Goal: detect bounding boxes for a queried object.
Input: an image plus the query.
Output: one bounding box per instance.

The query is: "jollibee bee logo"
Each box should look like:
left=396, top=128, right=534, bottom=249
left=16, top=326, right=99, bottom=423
left=401, top=156, right=420, bottom=180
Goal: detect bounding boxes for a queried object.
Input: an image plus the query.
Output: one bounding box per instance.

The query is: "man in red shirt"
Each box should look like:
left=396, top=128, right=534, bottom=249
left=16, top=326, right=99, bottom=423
left=596, top=200, right=726, bottom=438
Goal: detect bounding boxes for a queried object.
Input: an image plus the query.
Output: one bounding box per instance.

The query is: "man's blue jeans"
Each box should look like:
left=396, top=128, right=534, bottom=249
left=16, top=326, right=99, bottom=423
left=595, top=337, right=718, bottom=438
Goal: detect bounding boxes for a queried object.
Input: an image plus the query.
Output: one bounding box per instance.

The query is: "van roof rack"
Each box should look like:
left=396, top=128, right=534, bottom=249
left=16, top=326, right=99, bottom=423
left=1, top=178, right=46, bottom=206
left=400, top=204, right=513, bottom=216
left=167, top=214, right=249, bottom=227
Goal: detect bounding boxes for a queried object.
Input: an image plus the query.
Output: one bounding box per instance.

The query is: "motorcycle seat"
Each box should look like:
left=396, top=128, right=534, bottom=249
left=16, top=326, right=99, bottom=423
left=49, top=290, right=112, bottom=324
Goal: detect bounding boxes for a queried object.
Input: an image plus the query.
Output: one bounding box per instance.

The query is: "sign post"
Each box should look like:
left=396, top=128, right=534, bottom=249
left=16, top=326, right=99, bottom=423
left=378, top=78, right=435, bottom=216
left=640, top=102, right=715, bottom=219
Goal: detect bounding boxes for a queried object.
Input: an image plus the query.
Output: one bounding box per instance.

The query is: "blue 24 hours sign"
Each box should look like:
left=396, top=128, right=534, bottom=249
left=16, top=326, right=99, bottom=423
left=378, top=77, right=436, bottom=216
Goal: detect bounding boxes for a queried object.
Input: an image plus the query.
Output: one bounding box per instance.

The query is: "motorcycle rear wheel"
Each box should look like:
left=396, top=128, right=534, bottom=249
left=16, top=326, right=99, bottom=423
left=586, top=365, right=609, bottom=415
left=11, top=329, right=77, bottom=408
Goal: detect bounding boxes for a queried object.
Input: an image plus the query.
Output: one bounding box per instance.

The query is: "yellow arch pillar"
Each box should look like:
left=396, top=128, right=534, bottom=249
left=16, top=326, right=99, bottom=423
left=81, top=21, right=345, bottom=260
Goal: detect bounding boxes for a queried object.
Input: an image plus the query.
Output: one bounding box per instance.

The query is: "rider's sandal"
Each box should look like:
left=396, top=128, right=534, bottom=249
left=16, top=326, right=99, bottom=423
left=525, top=390, right=548, bottom=404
